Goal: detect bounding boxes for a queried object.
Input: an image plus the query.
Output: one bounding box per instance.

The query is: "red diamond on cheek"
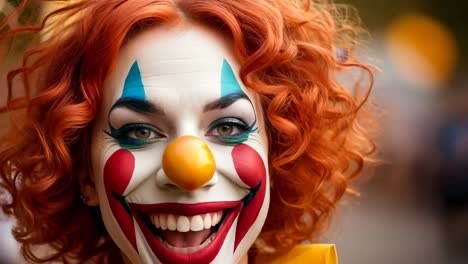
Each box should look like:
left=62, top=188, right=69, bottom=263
left=232, top=144, right=267, bottom=251
left=103, top=149, right=138, bottom=251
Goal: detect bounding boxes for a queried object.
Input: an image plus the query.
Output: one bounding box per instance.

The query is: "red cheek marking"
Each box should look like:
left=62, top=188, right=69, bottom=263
left=104, top=149, right=137, bottom=251
left=232, top=144, right=267, bottom=251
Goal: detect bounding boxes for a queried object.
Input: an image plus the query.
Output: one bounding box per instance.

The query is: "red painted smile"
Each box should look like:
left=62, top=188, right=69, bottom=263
left=131, top=201, right=242, bottom=264
left=103, top=144, right=267, bottom=263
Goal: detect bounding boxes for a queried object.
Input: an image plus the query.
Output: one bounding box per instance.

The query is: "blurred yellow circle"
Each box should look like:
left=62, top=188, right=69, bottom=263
left=386, top=14, right=458, bottom=88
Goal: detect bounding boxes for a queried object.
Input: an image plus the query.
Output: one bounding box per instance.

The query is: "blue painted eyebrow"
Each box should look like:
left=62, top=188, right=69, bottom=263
left=121, top=61, right=146, bottom=100
left=206, top=59, right=252, bottom=111
left=112, top=59, right=250, bottom=114
left=221, top=59, right=244, bottom=96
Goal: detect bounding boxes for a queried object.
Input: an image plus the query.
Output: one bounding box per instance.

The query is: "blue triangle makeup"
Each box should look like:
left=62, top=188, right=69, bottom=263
left=221, top=59, right=244, bottom=96
left=121, top=61, right=146, bottom=100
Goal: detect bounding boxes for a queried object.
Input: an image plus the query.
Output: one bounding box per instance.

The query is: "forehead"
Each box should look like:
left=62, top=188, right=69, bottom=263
left=124, top=23, right=231, bottom=72
left=104, top=23, right=247, bottom=107
left=130, top=21, right=230, bottom=53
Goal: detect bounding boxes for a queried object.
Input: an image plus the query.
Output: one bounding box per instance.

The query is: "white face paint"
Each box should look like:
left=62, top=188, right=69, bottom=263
left=91, top=22, right=270, bottom=264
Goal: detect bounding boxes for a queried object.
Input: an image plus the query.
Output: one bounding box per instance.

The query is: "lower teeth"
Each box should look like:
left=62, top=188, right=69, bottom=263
left=162, top=232, right=217, bottom=253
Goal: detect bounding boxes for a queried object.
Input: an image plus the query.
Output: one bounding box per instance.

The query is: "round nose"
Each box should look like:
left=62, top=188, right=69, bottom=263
left=162, top=135, right=216, bottom=191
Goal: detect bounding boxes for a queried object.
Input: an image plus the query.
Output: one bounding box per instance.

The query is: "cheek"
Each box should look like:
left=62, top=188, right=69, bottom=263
left=232, top=144, right=266, bottom=188
left=231, top=144, right=265, bottom=188
left=103, top=149, right=138, bottom=251
left=104, top=149, right=135, bottom=195
left=232, top=144, right=267, bottom=251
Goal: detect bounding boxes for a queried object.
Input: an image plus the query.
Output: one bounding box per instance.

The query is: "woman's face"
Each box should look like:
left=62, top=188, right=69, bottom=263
left=90, top=22, right=270, bottom=264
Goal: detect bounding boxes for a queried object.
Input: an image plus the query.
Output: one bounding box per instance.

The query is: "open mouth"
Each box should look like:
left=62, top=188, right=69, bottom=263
left=129, top=201, right=242, bottom=263
left=103, top=144, right=267, bottom=263
left=108, top=181, right=262, bottom=263
left=147, top=211, right=222, bottom=252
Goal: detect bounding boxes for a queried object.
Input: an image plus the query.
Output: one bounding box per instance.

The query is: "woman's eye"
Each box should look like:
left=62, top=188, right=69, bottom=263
left=207, top=117, right=255, bottom=145
left=210, top=120, right=245, bottom=137
left=128, top=127, right=154, bottom=139
left=107, top=123, right=164, bottom=149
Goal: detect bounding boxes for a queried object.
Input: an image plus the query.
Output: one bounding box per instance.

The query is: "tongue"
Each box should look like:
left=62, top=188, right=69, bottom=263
left=161, top=229, right=212, bottom=248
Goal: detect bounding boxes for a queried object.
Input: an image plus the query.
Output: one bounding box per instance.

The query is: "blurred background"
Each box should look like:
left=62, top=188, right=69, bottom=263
left=0, top=0, right=467, bottom=263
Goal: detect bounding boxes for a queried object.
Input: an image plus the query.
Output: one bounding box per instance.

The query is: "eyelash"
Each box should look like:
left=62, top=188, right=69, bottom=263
left=206, top=117, right=257, bottom=145
left=106, top=118, right=257, bottom=149
left=106, top=123, right=164, bottom=149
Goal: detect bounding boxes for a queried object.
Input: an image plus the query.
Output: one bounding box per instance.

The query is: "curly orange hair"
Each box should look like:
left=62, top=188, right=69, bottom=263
left=0, top=0, right=375, bottom=262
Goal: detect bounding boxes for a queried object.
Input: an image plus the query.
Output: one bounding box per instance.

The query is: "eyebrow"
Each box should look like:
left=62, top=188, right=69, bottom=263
left=203, top=92, right=250, bottom=112
left=110, top=97, right=165, bottom=115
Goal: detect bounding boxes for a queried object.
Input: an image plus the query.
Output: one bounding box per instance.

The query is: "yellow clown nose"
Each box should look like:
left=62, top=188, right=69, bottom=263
left=162, top=135, right=216, bottom=191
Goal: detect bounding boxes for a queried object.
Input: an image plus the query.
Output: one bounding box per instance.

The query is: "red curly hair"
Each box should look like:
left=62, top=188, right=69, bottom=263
left=0, top=0, right=375, bottom=262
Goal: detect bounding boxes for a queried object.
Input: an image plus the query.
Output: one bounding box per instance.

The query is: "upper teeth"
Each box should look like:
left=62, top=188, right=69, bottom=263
left=151, top=211, right=223, bottom=232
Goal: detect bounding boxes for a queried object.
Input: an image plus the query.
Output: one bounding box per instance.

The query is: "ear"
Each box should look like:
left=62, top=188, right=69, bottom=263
left=79, top=167, right=99, bottom=206
left=80, top=183, right=99, bottom=206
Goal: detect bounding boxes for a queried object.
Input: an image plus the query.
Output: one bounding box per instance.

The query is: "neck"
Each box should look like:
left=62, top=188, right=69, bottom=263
left=238, top=253, right=248, bottom=264
left=121, top=252, right=132, bottom=264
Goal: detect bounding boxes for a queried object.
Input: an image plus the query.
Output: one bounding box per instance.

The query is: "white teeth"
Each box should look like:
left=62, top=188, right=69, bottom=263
left=211, top=213, right=218, bottom=227
left=160, top=214, right=167, bottom=230
left=203, top=214, right=211, bottom=229
left=167, top=214, right=177, bottom=231
left=190, top=215, right=204, bottom=232
left=149, top=211, right=224, bottom=232
left=153, top=215, right=160, bottom=228
left=211, top=211, right=223, bottom=226
left=177, top=216, right=191, bottom=232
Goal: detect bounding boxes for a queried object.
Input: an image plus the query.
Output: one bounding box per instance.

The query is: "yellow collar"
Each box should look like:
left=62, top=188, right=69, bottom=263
left=255, top=244, right=338, bottom=264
